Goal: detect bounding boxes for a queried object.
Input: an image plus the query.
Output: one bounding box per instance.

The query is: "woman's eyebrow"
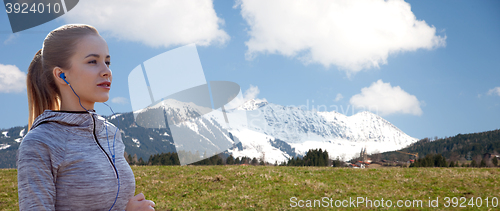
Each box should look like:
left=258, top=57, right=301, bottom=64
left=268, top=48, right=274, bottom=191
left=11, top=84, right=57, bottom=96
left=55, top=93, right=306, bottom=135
left=84, top=54, right=111, bottom=59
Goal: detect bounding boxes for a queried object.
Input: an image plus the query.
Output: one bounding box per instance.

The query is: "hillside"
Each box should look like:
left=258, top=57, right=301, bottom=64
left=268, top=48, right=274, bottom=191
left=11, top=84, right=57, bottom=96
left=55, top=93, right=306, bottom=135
left=0, top=126, right=27, bottom=168
left=379, top=129, right=500, bottom=161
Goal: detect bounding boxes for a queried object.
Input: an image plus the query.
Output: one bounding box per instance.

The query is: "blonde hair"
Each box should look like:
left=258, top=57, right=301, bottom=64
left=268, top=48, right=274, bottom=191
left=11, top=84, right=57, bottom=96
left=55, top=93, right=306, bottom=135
left=27, top=24, right=99, bottom=130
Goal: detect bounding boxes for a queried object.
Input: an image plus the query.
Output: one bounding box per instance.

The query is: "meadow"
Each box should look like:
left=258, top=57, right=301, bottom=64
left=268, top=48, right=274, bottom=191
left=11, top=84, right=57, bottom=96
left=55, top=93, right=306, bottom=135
left=1, top=166, right=499, bottom=210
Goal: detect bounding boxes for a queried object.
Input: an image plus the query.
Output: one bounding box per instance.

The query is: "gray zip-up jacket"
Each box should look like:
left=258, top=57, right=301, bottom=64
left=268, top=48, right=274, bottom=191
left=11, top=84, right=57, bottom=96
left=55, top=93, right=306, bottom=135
left=17, top=110, right=135, bottom=210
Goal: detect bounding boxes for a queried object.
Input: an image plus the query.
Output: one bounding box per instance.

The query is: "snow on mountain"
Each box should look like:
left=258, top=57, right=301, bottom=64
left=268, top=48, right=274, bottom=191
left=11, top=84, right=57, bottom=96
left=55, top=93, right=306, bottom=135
left=317, top=110, right=415, bottom=145
left=227, top=128, right=287, bottom=164
left=236, top=98, right=269, bottom=111
left=0, top=143, right=10, bottom=150
left=131, top=97, right=418, bottom=164
left=217, top=99, right=418, bottom=163
left=132, top=138, right=141, bottom=147
left=110, top=113, right=122, bottom=120
left=135, top=98, right=237, bottom=165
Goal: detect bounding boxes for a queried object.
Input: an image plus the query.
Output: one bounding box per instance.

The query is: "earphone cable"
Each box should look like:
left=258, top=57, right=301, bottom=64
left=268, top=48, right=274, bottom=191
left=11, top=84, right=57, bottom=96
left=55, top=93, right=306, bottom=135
left=68, top=84, right=89, bottom=112
left=67, top=83, right=120, bottom=211
left=103, top=102, right=120, bottom=211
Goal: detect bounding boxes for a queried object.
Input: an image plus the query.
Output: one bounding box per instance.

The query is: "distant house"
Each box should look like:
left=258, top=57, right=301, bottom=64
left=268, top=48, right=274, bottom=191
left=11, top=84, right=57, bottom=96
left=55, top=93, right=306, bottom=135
left=483, top=153, right=500, bottom=160
left=354, top=161, right=368, bottom=168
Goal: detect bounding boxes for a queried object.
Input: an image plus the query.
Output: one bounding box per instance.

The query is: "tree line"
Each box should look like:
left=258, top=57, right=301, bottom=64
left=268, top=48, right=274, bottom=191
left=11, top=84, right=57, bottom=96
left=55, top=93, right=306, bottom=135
left=410, top=153, right=499, bottom=168
left=125, top=152, right=273, bottom=166
left=280, top=149, right=331, bottom=166
left=125, top=148, right=336, bottom=167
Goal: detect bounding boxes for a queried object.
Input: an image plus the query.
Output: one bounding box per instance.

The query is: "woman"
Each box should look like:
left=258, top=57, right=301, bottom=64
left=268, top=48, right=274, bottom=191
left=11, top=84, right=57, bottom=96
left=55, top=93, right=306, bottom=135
left=17, top=24, right=155, bottom=210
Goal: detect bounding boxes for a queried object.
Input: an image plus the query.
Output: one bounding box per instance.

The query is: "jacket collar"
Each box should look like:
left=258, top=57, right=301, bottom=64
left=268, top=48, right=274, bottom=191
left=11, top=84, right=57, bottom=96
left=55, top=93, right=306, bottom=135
left=30, top=110, right=101, bottom=131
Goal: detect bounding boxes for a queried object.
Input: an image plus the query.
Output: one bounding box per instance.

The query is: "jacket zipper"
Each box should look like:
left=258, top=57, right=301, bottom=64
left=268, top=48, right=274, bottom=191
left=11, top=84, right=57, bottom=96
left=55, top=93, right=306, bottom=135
left=91, top=114, right=119, bottom=178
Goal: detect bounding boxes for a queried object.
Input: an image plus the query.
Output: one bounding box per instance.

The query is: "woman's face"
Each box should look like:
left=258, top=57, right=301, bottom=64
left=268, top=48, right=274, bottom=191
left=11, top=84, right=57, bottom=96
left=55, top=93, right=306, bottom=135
left=65, top=34, right=112, bottom=106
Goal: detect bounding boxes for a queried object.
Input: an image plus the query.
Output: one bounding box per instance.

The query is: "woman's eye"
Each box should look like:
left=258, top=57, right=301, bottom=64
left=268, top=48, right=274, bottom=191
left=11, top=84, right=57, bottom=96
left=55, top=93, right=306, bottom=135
left=106, top=61, right=111, bottom=66
left=88, top=60, right=97, bottom=64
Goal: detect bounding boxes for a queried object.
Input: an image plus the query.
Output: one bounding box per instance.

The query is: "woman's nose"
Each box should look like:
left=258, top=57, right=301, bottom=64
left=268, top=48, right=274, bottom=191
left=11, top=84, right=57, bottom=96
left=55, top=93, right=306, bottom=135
left=101, top=65, right=112, bottom=78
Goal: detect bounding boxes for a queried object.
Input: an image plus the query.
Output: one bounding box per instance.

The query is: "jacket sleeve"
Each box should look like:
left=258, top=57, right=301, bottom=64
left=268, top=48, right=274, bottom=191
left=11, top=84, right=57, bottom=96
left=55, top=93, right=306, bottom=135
left=17, top=135, right=62, bottom=211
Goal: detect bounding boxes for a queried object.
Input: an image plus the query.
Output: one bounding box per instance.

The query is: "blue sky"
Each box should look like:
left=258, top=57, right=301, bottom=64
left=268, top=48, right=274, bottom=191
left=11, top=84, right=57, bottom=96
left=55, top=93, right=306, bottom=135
left=0, top=0, right=499, bottom=140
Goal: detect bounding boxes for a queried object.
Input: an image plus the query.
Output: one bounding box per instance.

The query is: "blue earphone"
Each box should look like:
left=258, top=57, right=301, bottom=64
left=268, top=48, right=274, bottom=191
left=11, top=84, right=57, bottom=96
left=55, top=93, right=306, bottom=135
left=60, top=72, right=120, bottom=211
left=60, top=72, right=69, bottom=84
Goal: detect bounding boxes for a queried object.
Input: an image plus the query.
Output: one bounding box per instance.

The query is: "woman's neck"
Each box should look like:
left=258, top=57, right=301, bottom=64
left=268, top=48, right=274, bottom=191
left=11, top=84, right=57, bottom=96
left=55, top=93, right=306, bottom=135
left=60, top=99, right=95, bottom=112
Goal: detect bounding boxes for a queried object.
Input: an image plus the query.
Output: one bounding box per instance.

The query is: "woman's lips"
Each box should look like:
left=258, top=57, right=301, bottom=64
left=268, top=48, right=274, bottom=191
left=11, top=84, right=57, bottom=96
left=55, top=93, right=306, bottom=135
left=97, top=81, right=111, bottom=89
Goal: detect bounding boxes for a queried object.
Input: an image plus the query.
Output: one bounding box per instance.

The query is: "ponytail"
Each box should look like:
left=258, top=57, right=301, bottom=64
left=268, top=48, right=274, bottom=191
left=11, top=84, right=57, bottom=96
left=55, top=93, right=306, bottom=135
left=26, top=49, right=60, bottom=130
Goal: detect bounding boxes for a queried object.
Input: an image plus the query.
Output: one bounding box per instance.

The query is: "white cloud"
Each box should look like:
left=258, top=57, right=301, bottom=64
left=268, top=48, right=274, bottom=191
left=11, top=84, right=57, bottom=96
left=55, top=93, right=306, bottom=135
left=111, top=97, right=129, bottom=104
left=63, top=0, right=229, bottom=48
left=4, top=34, right=19, bottom=45
left=242, top=85, right=261, bottom=102
left=237, top=0, right=446, bottom=75
left=226, top=84, right=266, bottom=109
left=334, top=93, right=343, bottom=102
left=350, top=80, right=422, bottom=116
left=487, top=87, right=500, bottom=96
left=0, top=64, right=26, bottom=93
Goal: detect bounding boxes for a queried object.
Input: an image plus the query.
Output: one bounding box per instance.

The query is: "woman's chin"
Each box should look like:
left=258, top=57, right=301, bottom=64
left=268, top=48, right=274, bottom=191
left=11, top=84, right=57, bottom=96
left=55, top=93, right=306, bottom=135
left=94, top=95, right=110, bottom=103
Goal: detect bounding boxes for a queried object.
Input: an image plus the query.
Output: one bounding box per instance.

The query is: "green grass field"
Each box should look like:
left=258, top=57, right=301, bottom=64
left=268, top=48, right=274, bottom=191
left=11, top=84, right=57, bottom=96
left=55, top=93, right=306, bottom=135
left=1, top=166, right=499, bottom=210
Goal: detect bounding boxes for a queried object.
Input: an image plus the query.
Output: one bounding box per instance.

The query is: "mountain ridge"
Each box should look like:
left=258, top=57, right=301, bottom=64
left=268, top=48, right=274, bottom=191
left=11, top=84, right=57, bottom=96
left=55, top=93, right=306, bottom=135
left=211, top=98, right=418, bottom=163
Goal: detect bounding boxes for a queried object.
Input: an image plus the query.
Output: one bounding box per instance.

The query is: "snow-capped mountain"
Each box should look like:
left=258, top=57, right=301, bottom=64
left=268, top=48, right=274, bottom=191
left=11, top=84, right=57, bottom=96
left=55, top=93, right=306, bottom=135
left=129, top=97, right=419, bottom=165
left=204, top=98, right=418, bottom=164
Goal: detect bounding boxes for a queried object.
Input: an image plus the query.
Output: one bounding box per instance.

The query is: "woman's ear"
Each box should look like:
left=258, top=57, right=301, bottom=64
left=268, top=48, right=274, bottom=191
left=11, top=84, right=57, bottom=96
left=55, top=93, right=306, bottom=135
left=53, top=67, right=68, bottom=85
